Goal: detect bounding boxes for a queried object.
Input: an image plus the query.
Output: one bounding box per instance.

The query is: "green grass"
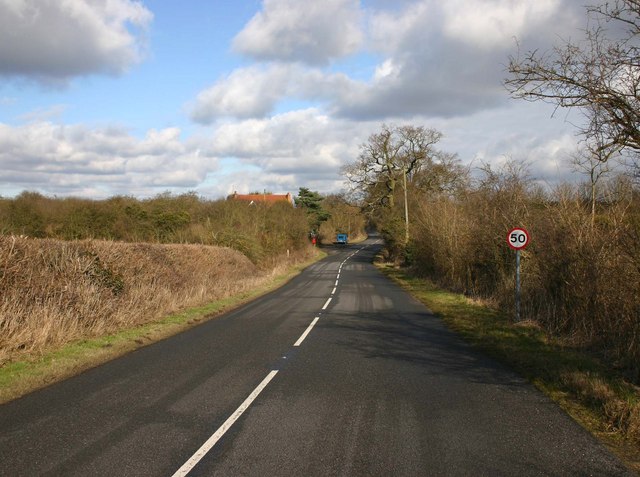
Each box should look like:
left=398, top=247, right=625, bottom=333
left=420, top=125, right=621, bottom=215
left=0, top=252, right=325, bottom=404
left=378, top=264, right=640, bottom=473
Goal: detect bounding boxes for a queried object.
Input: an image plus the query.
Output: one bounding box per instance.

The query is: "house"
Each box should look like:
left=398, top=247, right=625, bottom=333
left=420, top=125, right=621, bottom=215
left=229, top=191, right=294, bottom=206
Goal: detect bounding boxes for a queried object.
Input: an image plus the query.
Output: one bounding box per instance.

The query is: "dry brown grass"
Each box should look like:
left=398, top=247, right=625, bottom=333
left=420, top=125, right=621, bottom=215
left=405, top=171, right=640, bottom=384
left=0, top=236, right=311, bottom=365
left=561, top=371, right=640, bottom=442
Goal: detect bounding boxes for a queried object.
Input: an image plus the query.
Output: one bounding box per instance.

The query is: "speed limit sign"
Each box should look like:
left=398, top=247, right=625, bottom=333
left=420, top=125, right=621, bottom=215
left=508, top=227, right=530, bottom=322
left=507, top=228, right=530, bottom=250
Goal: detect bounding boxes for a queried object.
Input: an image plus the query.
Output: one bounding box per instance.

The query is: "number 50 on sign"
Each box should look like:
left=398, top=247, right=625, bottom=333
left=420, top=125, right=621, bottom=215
left=507, top=228, right=530, bottom=250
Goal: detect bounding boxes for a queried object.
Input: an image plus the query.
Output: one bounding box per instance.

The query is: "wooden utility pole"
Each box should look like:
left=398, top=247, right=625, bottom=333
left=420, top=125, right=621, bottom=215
left=403, top=166, right=409, bottom=244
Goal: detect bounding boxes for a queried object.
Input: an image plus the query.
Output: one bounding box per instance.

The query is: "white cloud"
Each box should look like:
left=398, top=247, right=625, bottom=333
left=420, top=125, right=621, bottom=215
left=333, top=0, right=582, bottom=119
left=233, top=0, right=363, bottom=65
left=0, top=122, right=217, bottom=197
left=189, top=64, right=355, bottom=123
left=191, top=0, right=592, bottom=195
left=441, top=0, right=560, bottom=49
left=367, top=0, right=432, bottom=55
left=199, top=169, right=299, bottom=199
left=429, top=101, right=581, bottom=185
left=0, top=0, right=152, bottom=83
left=193, top=0, right=584, bottom=123
left=211, top=108, right=364, bottom=168
left=189, top=65, right=293, bottom=122
left=201, top=109, right=380, bottom=195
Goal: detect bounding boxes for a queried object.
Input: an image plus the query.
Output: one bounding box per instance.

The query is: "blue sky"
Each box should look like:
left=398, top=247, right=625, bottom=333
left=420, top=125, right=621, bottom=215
left=0, top=0, right=590, bottom=199
left=1, top=1, right=253, bottom=134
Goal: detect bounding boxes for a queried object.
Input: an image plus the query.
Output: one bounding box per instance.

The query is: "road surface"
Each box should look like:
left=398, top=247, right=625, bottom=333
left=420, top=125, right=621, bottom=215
left=0, top=238, right=633, bottom=476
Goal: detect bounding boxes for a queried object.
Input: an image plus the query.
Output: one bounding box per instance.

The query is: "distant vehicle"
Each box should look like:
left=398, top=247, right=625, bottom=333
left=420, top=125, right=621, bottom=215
left=335, top=233, right=348, bottom=244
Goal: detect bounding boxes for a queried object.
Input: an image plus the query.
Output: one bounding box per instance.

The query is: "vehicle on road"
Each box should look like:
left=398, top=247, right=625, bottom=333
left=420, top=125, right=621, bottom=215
left=335, top=233, right=348, bottom=244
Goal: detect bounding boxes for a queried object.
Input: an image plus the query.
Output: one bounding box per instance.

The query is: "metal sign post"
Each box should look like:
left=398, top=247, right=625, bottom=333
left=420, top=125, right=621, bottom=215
left=515, top=249, right=521, bottom=321
left=507, top=228, right=530, bottom=322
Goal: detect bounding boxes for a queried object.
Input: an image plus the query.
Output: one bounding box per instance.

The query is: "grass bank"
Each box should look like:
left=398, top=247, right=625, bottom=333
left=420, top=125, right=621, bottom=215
left=378, top=264, right=640, bottom=474
left=0, top=237, right=324, bottom=403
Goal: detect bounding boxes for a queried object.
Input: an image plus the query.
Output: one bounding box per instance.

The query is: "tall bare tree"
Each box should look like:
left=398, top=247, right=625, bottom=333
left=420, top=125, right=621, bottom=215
left=343, top=124, right=443, bottom=242
left=505, top=0, right=640, bottom=158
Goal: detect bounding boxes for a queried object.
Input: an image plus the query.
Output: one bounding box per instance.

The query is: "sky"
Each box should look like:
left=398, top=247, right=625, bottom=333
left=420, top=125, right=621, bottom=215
left=0, top=0, right=593, bottom=199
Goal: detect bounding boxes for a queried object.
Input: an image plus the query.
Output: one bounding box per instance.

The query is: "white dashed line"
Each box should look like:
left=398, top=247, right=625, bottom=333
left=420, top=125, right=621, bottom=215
left=294, top=317, right=320, bottom=347
left=172, top=245, right=378, bottom=476
left=172, top=370, right=279, bottom=477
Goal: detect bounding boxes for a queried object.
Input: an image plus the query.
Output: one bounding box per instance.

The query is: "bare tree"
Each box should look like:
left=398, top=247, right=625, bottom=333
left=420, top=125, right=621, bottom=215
left=571, top=147, right=618, bottom=228
left=345, top=125, right=442, bottom=205
left=571, top=103, right=623, bottom=227
left=343, top=124, right=443, bottom=242
left=505, top=0, right=640, bottom=158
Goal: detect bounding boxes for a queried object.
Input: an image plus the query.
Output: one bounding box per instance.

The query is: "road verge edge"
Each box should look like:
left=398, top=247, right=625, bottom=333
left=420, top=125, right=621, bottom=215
left=377, top=263, right=640, bottom=474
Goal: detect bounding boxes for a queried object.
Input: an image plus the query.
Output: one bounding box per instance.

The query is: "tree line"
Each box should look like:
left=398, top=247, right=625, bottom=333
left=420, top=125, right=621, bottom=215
left=0, top=190, right=366, bottom=267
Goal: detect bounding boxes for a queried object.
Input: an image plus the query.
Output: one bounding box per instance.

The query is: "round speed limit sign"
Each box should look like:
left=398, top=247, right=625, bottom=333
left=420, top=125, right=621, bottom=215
left=507, top=227, right=530, bottom=250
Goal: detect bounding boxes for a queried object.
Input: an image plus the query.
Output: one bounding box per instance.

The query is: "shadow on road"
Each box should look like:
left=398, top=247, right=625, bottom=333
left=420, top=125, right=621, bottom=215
left=324, top=305, right=530, bottom=390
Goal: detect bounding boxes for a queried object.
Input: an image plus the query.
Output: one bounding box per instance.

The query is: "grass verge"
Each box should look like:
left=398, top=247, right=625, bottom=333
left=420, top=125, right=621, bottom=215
left=378, top=264, right=640, bottom=474
left=0, top=252, right=325, bottom=404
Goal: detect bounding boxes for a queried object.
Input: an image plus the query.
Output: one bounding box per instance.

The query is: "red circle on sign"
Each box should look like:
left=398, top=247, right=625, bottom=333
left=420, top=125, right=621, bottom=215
left=507, top=227, right=530, bottom=250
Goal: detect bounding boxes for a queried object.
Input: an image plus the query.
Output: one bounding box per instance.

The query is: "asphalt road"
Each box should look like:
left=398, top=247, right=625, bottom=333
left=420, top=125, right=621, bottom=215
left=0, top=237, right=634, bottom=476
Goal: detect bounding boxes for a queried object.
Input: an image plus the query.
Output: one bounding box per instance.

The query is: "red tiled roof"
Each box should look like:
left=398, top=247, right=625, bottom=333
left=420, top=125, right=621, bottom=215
left=230, top=192, right=294, bottom=205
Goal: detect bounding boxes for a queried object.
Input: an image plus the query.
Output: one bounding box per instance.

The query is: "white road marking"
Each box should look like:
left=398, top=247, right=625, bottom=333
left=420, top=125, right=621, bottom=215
left=171, top=244, right=377, bottom=475
left=171, top=370, right=279, bottom=477
left=331, top=287, right=337, bottom=295
left=294, top=317, right=320, bottom=347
